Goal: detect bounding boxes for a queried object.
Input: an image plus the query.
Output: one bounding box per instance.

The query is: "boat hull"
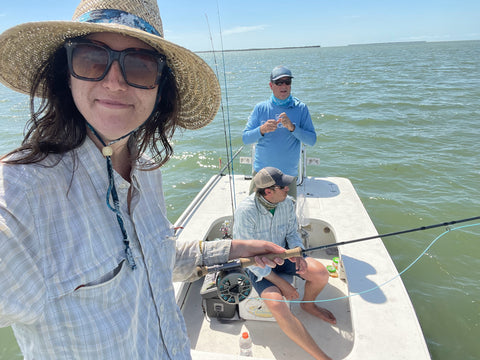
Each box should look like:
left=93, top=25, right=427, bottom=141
left=174, top=175, right=430, bottom=359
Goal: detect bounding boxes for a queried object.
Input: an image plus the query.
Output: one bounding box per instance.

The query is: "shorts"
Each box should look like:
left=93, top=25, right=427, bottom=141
left=247, top=259, right=300, bottom=296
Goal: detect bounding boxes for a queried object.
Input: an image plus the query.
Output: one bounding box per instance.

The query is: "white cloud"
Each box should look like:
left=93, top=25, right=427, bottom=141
left=223, top=25, right=268, bottom=36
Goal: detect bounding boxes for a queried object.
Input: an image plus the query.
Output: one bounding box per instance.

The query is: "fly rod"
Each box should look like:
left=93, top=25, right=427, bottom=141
left=196, top=215, right=480, bottom=276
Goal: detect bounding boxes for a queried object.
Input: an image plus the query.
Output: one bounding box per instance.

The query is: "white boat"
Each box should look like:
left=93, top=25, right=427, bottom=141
left=173, top=150, right=431, bottom=360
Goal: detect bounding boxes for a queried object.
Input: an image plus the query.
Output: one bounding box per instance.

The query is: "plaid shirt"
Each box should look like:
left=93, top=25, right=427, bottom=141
left=233, top=193, right=304, bottom=280
left=0, top=137, right=230, bottom=359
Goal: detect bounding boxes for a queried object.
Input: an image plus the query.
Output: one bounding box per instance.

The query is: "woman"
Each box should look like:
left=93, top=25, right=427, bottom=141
left=0, top=1, right=284, bottom=359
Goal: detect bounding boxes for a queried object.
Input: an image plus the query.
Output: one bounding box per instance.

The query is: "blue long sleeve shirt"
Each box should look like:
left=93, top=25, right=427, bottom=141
left=242, top=96, right=317, bottom=177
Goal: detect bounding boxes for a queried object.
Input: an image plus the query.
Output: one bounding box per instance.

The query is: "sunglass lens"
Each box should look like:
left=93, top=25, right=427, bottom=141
left=124, top=52, right=160, bottom=89
left=67, top=41, right=165, bottom=89
left=72, top=44, right=109, bottom=80
left=275, top=79, right=291, bottom=86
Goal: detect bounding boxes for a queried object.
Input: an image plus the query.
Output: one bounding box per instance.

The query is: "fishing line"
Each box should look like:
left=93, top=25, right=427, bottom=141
left=301, top=215, right=480, bottom=253
left=215, top=1, right=238, bottom=212
left=215, top=2, right=235, bottom=183
left=205, top=10, right=237, bottom=218
left=255, top=221, right=480, bottom=304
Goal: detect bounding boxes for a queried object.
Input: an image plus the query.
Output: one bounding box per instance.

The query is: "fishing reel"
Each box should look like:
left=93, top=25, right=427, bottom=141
left=197, top=247, right=304, bottom=304
left=198, top=259, right=253, bottom=305
left=216, top=268, right=252, bottom=304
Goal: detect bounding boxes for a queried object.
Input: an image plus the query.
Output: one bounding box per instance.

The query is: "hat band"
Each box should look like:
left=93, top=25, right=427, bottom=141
left=77, top=9, right=162, bottom=37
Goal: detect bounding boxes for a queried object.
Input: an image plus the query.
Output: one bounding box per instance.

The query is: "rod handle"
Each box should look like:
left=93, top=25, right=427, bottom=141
left=195, top=247, right=303, bottom=277
left=239, top=247, right=303, bottom=268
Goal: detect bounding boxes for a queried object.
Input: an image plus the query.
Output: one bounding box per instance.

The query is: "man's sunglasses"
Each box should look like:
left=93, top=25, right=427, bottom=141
left=273, top=78, right=292, bottom=86
left=64, top=39, right=167, bottom=89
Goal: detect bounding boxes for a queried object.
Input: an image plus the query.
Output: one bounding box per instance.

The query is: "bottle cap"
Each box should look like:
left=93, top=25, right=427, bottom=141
left=332, top=257, right=339, bottom=264
left=242, top=332, right=249, bottom=339
left=326, top=265, right=337, bottom=273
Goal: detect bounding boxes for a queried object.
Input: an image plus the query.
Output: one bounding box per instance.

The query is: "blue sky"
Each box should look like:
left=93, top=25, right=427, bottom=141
left=1, top=0, right=479, bottom=51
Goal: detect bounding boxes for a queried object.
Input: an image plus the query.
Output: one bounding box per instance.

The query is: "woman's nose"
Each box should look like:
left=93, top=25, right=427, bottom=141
left=102, top=61, right=128, bottom=90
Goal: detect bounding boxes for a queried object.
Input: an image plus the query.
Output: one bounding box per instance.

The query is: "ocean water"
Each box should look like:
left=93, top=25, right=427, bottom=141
left=0, top=40, right=479, bottom=359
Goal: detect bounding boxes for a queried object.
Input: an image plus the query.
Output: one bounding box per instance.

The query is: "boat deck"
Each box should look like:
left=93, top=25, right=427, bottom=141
left=182, top=252, right=353, bottom=359
left=174, top=175, right=431, bottom=359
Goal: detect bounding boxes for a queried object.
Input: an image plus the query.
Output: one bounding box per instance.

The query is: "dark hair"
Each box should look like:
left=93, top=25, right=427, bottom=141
left=2, top=40, right=179, bottom=170
left=256, top=186, right=274, bottom=196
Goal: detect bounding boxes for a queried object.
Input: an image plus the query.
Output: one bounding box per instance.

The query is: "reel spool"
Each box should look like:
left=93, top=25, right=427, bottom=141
left=216, top=268, right=252, bottom=304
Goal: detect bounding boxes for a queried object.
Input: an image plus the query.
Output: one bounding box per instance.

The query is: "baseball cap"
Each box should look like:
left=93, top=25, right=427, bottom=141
left=270, top=65, right=293, bottom=81
left=254, top=167, right=295, bottom=189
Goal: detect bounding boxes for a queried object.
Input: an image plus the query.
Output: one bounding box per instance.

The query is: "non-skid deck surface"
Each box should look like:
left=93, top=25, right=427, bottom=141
left=178, top=176, right=430, bottom=360
left=183, top=252, right=353, bottom=359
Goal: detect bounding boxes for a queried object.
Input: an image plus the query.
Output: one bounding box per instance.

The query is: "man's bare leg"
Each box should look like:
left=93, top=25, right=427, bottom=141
left=263, top=287, right=332, bottom=360
left=300, top=258, right=337, bottom=324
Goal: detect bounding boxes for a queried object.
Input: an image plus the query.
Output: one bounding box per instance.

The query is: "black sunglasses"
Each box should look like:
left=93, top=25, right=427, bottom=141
left=64, top=39, right=167, bottom=89
left=273, top=78, right=292, bottom=86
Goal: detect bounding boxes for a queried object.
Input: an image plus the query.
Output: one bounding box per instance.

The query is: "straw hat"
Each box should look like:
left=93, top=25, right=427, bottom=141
left=0, top=0, right=220, bottom=130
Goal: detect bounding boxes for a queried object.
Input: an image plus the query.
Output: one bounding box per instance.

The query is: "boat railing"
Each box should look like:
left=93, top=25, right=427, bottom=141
left=242, top=144, right=309, bottom=186
left=174, top=146, right=244, bottom=231
left=174, top=144, right=317, bottom=231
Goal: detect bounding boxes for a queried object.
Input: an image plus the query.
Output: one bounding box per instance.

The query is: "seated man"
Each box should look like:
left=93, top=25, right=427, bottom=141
left=233, top=167, right=336, bottom=360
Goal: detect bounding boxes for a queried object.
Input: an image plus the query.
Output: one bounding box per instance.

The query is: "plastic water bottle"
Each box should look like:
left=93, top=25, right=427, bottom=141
left=239, top=331, right=253, bottom=357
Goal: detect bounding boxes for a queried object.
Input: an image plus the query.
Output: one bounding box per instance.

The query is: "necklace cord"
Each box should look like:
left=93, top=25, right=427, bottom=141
left=86, top=122, right=137, bottom=270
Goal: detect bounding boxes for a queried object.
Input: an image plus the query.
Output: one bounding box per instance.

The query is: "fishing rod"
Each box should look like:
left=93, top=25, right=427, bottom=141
left=205, top=9, right=238, bottom=215
left=218, top=146, right=244, bottom=176
left=196, top=215, right=480, bottom=304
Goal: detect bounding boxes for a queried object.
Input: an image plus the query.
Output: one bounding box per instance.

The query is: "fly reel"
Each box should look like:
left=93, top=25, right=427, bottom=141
left=216, top=268, right=252, bottom=304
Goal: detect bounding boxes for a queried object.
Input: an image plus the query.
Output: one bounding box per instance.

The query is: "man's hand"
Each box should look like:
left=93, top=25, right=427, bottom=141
left=277, top=113, right=295, bottom=132
left=260, top=119, right=278, bottom=135
left=229, top=240, right=285, bottom=268
left=289, top=256, right=308, bottom=275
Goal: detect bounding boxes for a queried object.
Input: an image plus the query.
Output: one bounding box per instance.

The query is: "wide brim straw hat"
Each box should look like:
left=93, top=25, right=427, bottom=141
left=0, top=0, right=220, bottom=130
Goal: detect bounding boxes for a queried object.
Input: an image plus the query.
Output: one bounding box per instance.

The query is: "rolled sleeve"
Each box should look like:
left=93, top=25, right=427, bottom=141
left=202, top=239, right=232, bottom=266
left=173, top=239, right=232, bottom=282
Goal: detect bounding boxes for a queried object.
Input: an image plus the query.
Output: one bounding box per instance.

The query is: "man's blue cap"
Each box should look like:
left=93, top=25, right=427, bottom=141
left=270, top=65, right=293, bottom=81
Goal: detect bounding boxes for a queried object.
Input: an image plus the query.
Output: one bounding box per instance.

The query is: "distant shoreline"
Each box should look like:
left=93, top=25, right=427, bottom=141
left=347, top=41, right=427, bottom=46
left=196, top=39, right=479, bottom=54
left=196, top=45, right=320, bottom=54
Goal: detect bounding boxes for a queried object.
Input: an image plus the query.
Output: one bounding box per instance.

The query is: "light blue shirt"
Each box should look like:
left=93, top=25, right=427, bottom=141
left=242, top=96, right=317, bottom=177
left=0, top=137, right=231, bottom=359
left=232, top=194, right=304, bottom=280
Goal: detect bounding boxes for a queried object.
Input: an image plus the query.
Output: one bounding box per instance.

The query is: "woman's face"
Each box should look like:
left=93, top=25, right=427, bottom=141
left=70, top=32, right=159, bottom=143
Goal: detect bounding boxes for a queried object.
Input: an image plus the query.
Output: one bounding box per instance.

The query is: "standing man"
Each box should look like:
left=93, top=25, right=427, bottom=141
left=233, top=167, right=336, bottom=360
left=242, top=66, right=317, bottom=198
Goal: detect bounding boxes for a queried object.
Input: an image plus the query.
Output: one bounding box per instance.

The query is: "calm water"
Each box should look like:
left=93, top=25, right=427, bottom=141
left=0, top=41, right=479, bottom=359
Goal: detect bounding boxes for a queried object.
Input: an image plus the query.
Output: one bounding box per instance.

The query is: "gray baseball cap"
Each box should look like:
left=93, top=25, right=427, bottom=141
left=270, top=65, right=293, bottom=81
left=254, top=167, right=295, bottom=189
